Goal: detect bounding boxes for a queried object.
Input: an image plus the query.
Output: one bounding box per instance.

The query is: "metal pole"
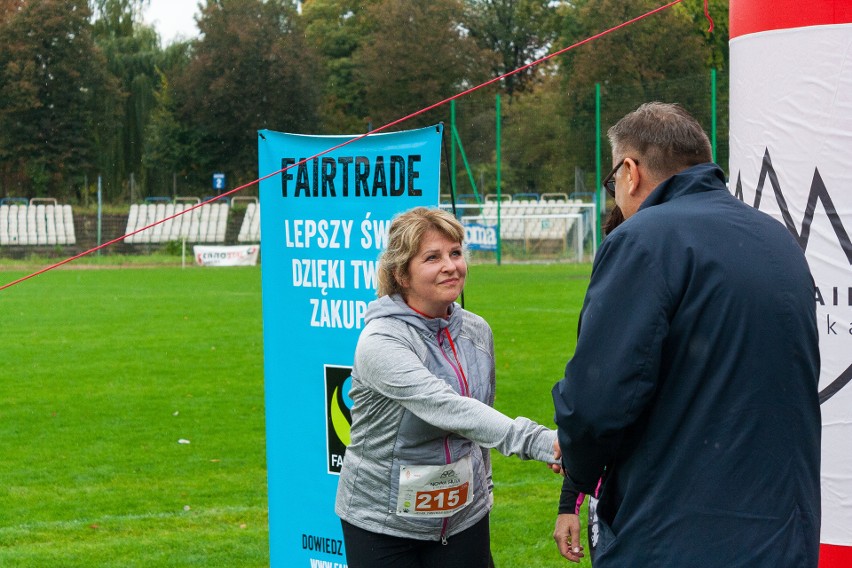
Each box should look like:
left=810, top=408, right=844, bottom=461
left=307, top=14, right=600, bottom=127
left=595, top=83, right=602, bottom=247
left=97, top=176, right=103, bottom=257
left=496, top=94, right=502, bottom=266
left=711, top=67, right=718, bottom=163
left=451, top=100, right=457, bottom=203
left=453, top=127, right=482, bottom=203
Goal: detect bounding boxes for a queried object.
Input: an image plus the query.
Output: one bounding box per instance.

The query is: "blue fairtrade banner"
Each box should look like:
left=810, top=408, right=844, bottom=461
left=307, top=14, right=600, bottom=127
left=258, top=125, right=442, bottom=567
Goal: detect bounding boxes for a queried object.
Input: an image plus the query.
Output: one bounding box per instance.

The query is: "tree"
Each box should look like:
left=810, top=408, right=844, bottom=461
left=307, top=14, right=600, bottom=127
left=91, top=0, right=165, bottom=200
left=0, top=0, right=25, bottom=25
left=0, top=0, right=121, bottom=199
left=501, top=74, right=574, bottom=194
left=142, top=65, right=199, bottom=197
left=353, top=0, right=493, bottom=130
left=173, top=0, right=321, bottom=188
left=302, top=0, right=374, bottom=133
left=91, top=0, right=148, bottom=37
left=551, top=0, right=712, bottom=180
left=463, top=0, right=563, bottom=99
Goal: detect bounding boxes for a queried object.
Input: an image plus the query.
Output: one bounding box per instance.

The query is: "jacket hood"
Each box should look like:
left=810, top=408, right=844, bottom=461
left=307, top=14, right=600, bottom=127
left=364, top=294, right=462, bottom=336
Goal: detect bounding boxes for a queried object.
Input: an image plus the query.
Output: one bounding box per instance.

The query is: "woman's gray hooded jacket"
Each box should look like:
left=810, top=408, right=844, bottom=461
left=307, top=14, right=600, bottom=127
left=335, top=294, right=556, bottom=542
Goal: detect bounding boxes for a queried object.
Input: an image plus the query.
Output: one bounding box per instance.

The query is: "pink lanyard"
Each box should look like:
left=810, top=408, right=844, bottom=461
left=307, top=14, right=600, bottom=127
left=442, top=327, right=470, bottom=396
left=407, top=304, right=470, bottom=396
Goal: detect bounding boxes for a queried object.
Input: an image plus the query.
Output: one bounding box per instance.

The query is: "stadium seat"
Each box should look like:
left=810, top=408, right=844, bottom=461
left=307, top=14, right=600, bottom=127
left=169, top=204, right=186, bottom=241
left=199, top=205, right=213, bottom=242
left=123, top=202, right=231, bottom=245
left=55, top=205, right=66, bottom=245
left=10, top=205, right=22, bottom=244
left=0, top=205, right=9, bottom=245
left=151, top=203, right=166, bottom=243
left=160, top=203, right=176, bottom=242
left=215, top=203, right=228, bottom=242
left=26, top=205, right=37, bottom=244
left=34, top=205, right=47, bottom=245
left=207, top=204, right=220, bottom=243
left=541, top=192, right=569, bottom=203
left=237, top=203, right=252, bottom=242
left=44, top=205, right=57, bottom=245
left=62, top=205, right=75, bottom=245
left=187, top=206, right=201, bottom=241
left=0, top=202, right=77, bottom=247
left=137, top=204, right=153, bottom=244
left=237, top=201, right=261, bottom=243
left=16, top=206, right=28, bottom=245
left=125, top=204, right=139, bottom=244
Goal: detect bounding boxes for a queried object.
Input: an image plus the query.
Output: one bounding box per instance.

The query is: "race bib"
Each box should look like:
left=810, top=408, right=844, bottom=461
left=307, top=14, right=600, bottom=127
left=396, top=454, right=474, bottom=517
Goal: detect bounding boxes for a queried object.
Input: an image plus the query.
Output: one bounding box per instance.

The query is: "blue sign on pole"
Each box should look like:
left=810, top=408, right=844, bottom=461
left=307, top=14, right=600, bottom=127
left=464, top=222, right=498, bottom=251
left=258, top=125, right=443, bottom=567
left=212, top=172, right=226, bottom=192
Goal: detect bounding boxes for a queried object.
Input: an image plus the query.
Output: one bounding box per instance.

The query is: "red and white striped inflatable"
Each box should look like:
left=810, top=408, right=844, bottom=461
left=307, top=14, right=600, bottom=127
left=729, top=2, right=852, bottom=566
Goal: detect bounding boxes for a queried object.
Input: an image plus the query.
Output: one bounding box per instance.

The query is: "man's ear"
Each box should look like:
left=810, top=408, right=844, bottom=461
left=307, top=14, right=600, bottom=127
left=624, top=158, right=641, bottom=196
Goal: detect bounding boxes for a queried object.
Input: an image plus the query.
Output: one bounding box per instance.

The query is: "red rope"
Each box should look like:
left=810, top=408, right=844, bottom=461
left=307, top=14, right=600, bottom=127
left=0, top=0, right=688, bottom=292
left=704, top=0, right=714, bottom=33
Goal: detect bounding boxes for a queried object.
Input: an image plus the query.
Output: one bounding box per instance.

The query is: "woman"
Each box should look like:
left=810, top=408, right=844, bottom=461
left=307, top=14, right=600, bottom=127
left=336, top=206, right=564, bottom=568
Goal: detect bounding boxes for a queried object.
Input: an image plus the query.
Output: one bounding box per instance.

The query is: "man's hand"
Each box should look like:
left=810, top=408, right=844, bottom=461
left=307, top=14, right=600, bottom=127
left=553, top=513, right=584, bottom=563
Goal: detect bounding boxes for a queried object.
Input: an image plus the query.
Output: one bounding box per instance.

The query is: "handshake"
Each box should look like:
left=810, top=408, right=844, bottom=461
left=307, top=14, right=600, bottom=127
left=550, top=437, right=564, bottom=475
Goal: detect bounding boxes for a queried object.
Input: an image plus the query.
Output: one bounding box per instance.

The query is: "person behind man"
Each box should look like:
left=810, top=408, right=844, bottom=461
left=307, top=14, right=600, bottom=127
left=551, top=102, right=821, bottom=566
left=552, top=204, right=625, bottom=564
left=336, top=206, right=568, bottom=568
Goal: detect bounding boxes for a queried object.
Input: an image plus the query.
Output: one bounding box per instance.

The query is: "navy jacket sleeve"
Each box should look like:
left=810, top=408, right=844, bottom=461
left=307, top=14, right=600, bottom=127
left=552, top=229, right=673, bottom=494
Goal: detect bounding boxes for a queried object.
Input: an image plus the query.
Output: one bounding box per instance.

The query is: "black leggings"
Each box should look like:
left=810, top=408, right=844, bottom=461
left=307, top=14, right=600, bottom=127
left=341, top=516, right=492, bottom=568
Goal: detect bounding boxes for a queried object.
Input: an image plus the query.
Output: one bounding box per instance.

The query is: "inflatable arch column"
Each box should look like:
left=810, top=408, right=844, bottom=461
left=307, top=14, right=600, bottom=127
left=729, top=2, right=852, bottom=566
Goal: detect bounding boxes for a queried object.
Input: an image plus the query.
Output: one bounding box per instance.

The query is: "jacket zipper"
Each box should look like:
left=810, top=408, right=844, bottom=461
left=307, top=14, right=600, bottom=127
left=440, top=435, right=452, bottom=545
left=437, top=329, right=468, bottom=544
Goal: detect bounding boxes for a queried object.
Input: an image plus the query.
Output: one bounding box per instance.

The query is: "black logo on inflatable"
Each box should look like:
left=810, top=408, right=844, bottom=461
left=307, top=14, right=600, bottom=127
left=733, top=148, right=851, bottom=404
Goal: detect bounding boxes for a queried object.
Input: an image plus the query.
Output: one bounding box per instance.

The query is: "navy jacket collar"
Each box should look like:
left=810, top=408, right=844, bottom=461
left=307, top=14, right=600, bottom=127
left=639, top=162, right=727, bottom=212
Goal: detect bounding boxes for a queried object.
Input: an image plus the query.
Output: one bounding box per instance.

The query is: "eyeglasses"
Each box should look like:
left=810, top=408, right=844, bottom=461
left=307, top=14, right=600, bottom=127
left=602, top=159, right=638, bottom=197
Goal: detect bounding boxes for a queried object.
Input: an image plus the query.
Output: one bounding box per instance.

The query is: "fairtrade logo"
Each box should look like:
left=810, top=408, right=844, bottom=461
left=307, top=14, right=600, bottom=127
left=331, top=379, right=353, bottom=446
left=325, top=366, right=353, bottom=474
left=734, top=148, right=852, bottom=403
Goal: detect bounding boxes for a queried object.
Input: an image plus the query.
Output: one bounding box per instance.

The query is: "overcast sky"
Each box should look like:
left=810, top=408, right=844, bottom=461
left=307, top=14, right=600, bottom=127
left=140, top=1, right=305, bottom=46
left=142, top=0, right=200, bottom=47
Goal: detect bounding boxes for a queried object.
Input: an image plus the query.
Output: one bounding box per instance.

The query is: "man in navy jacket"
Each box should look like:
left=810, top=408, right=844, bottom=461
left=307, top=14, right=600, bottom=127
left=552, top=102, right=820, bottom=566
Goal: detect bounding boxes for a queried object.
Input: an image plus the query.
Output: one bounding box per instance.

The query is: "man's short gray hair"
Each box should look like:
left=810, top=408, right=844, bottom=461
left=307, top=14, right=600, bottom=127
left=608, top=102, right=712, bottom=180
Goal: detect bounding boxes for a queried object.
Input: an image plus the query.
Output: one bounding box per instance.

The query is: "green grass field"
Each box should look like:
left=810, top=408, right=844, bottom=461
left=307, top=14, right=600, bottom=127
left=0, top=262, right=593, bottom=567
